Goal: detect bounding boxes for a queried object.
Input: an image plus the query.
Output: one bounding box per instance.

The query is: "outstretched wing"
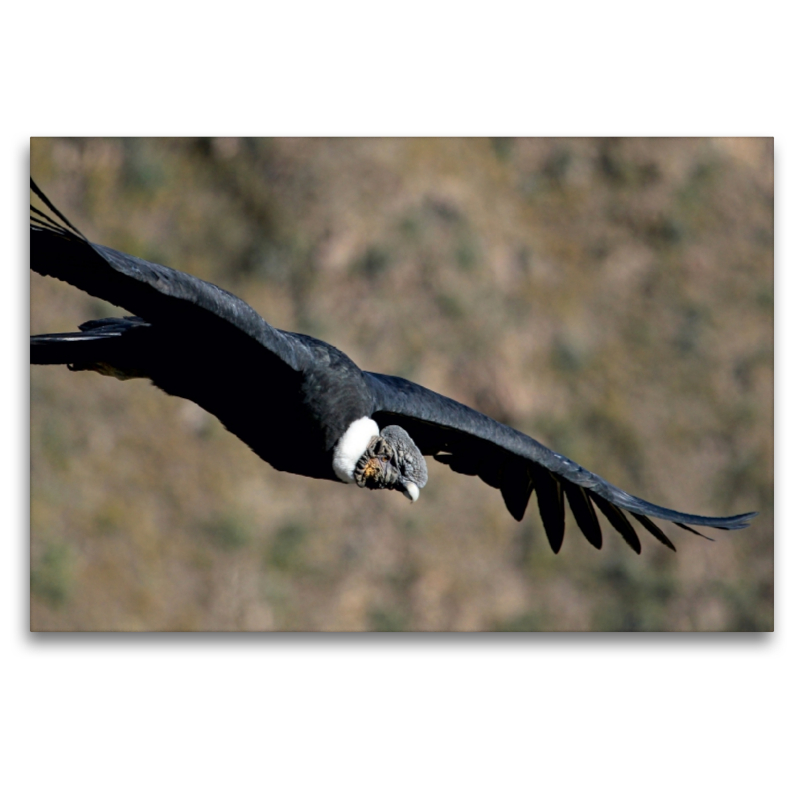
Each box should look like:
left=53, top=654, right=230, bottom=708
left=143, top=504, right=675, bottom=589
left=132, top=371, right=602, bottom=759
left=30, top=179, right=312, bottom=374
left=366, top=372, right=757, bottom=553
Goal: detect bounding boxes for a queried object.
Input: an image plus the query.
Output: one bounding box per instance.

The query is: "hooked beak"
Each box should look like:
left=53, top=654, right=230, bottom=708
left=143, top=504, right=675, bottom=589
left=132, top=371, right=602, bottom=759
left=401, top=481, right=420, bottom=503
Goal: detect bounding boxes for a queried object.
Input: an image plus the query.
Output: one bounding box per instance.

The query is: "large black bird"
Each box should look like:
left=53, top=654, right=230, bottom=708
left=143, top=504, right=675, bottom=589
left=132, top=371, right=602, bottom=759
left=30, top=180, right=756, bottom=554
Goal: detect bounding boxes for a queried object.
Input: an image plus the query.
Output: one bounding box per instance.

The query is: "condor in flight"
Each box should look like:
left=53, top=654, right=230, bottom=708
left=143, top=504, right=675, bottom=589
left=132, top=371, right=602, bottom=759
left=30, top=180, right=756, bottom=554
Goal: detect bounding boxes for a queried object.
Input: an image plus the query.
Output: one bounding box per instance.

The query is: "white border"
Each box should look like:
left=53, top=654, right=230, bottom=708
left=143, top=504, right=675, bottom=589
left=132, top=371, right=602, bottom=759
left=5, top=3, right=793, bottom=798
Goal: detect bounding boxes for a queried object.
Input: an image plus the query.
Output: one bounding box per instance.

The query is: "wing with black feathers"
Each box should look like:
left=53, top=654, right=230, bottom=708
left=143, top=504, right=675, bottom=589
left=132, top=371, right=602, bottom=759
left=30, top=179, right=311, bottom=374
left=366, top=372, right=757, bottom=553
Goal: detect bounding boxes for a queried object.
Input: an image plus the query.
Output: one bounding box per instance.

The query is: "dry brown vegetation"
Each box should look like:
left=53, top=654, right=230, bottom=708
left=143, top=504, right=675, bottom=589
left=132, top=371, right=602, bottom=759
left=30, top=137, right=773, bottom=631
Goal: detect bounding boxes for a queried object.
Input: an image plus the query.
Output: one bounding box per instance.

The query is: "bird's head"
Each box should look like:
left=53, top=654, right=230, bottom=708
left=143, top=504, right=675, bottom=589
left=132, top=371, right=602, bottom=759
left=353, top=425, right=428, bottom=502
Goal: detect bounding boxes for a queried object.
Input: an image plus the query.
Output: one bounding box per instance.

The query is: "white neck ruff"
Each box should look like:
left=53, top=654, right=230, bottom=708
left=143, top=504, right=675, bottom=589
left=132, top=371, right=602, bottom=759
left=332, top=417, right=380, bottom=483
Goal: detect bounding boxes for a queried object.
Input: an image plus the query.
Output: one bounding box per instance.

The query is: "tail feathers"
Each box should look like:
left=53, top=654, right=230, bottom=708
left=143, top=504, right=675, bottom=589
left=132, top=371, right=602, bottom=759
left=31, top=331, right=117, bottom=365
left=30, top=317, right=149, bottom=371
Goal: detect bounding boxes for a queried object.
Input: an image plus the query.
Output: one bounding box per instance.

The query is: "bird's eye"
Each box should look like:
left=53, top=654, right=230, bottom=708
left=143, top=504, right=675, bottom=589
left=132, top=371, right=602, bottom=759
left=380, top=455, right=389, bottom=463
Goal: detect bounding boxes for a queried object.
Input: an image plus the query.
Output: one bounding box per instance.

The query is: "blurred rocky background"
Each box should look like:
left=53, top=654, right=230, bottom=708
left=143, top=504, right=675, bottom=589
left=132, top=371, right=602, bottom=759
left=30, top=137, right=773, bottom=631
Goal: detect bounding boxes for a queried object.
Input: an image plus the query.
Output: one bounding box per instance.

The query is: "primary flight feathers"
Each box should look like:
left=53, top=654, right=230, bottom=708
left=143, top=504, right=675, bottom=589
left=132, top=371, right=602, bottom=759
left=30, top=179, right=757, bottom=554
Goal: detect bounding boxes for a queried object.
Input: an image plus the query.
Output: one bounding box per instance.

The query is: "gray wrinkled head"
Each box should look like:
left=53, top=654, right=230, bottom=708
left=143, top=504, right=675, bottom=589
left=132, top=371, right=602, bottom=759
left=353, top=425, right=428, bottom=502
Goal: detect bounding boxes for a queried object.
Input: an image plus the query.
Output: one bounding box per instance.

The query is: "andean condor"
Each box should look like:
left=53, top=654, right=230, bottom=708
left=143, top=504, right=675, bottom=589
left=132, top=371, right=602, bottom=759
left=29, top=179, right=757, bottom=554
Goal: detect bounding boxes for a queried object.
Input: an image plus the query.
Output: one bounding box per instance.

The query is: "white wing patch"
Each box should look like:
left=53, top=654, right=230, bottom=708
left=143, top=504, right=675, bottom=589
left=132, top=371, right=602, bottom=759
left=333, top=417, right=380, bottom=483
